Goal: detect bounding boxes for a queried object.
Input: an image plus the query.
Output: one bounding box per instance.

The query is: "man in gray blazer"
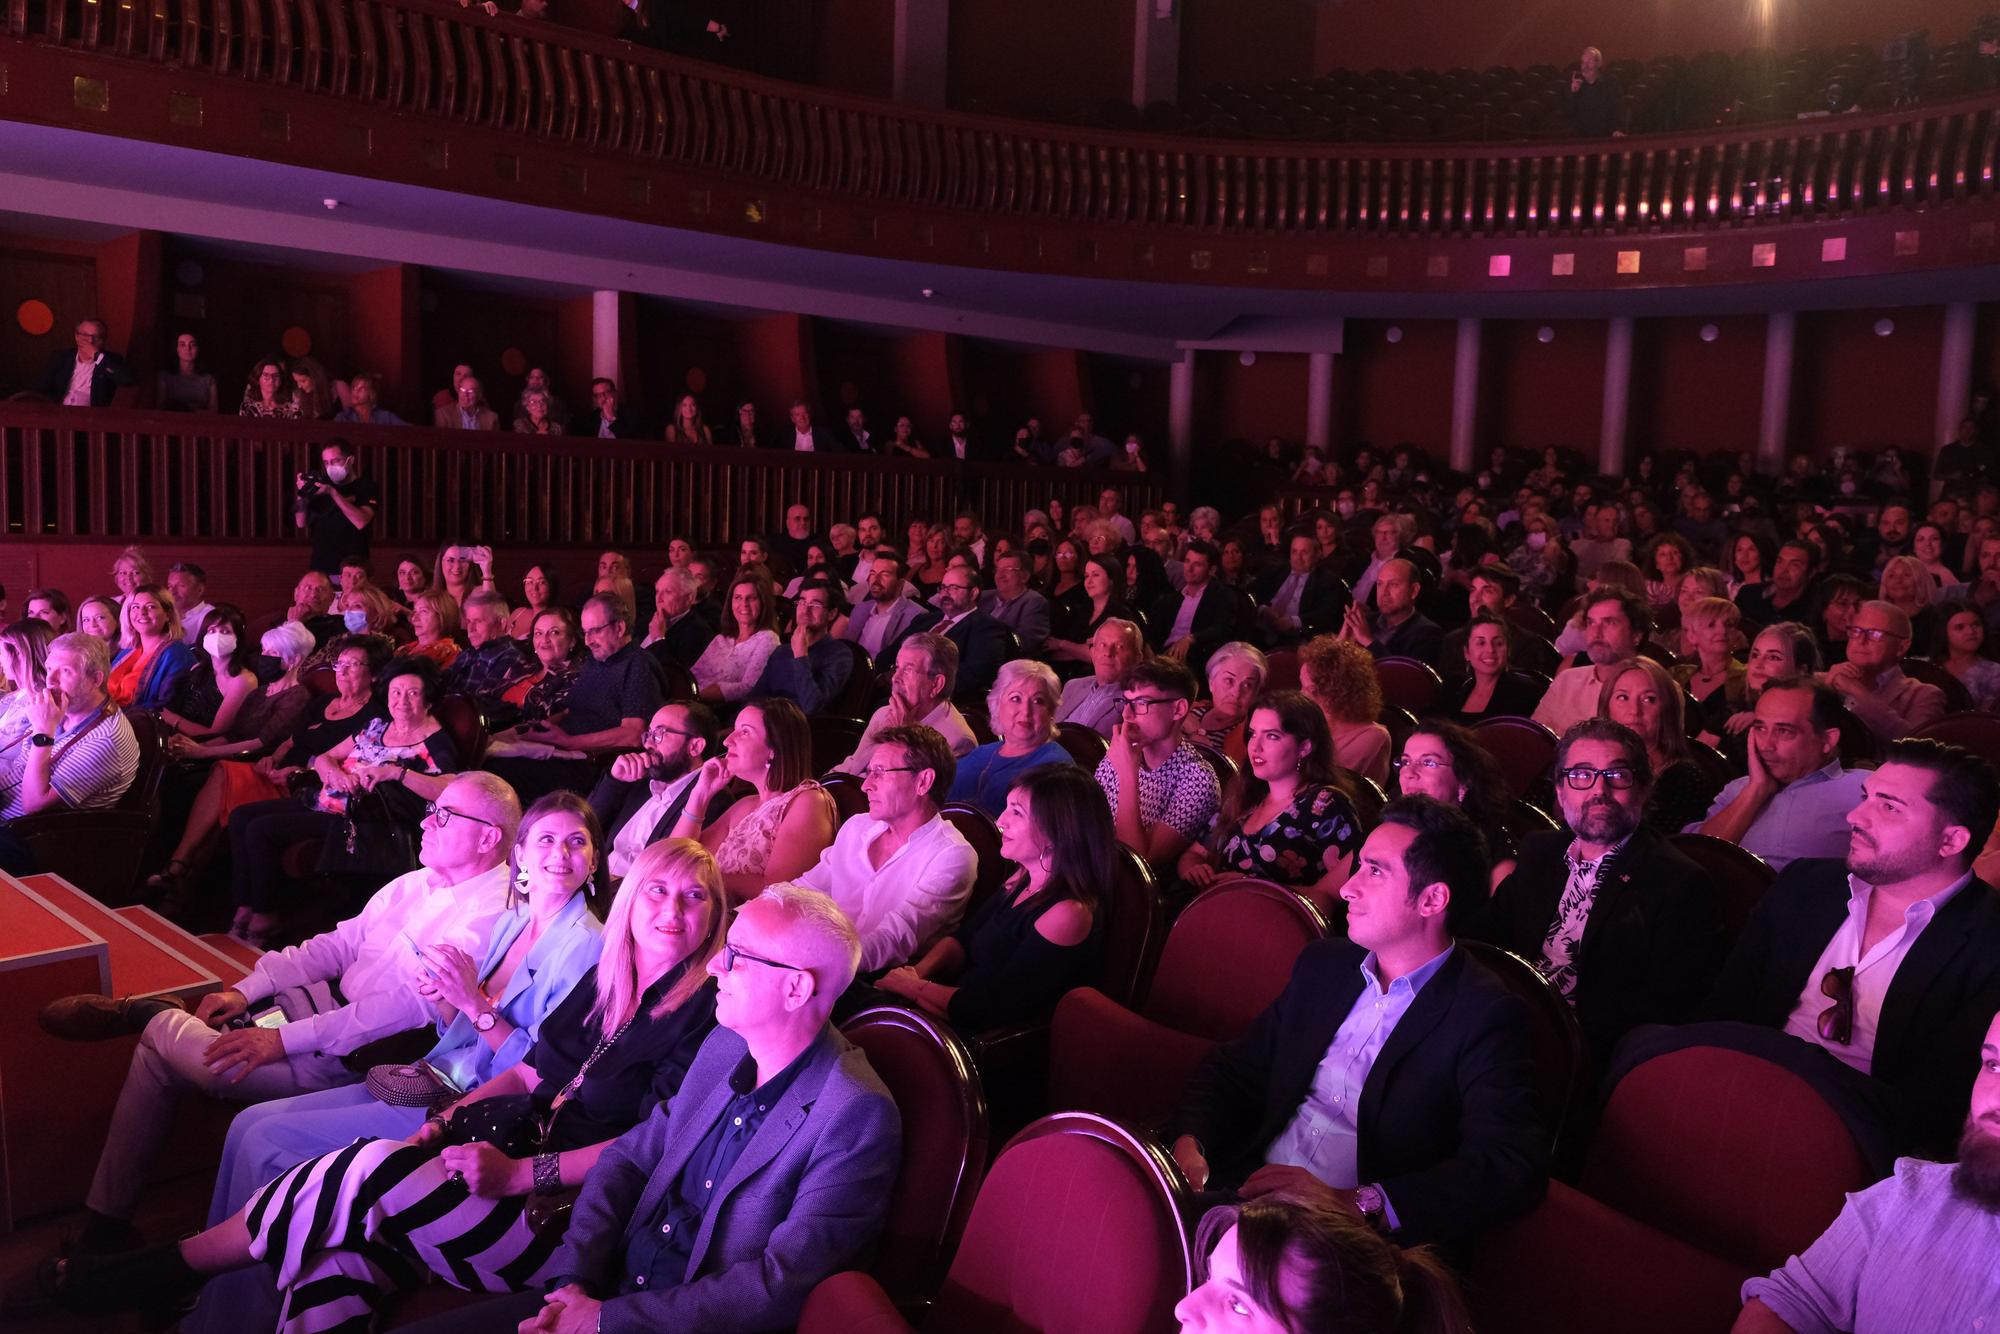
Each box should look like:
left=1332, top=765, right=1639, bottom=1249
left=843, top=553, right=928, bottom=665
left=519, top=883, right=902, bottom=1334
left=979, top=550, right=1051, bottom=656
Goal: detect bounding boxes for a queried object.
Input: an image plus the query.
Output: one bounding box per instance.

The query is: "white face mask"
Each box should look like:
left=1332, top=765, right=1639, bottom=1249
left=203, top=631, right=237, bottom=657
left=1336, top=502, right=1356, bottom=518
left=325, top=462, right=349, bottom=483
left=1527, top=531, right=1550, bottom=550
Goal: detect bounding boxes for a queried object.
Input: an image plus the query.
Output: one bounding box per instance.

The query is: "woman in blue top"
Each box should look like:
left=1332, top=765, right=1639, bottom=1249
left=946, top=658, right=1075, bottom=816
left=199, top=792, right=607, bottom=1229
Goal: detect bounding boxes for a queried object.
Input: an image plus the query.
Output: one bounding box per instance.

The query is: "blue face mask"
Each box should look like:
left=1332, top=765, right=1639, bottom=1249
left=342, top=608, right=369, bottom=632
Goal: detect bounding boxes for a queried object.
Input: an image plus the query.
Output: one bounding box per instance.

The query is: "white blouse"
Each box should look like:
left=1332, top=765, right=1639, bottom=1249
left=690, top=629, right=779, bottom=702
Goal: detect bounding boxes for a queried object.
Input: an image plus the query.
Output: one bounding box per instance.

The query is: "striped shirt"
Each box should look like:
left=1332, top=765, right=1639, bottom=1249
left=0, top=704, right=140, bottom=817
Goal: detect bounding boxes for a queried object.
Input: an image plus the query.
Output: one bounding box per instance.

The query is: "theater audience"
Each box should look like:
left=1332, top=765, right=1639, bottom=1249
left=488, top=593, right=662, bottom=803
left=1707, top=739, right=2000, bottom=1158
left=440, top=588, right=531, bottom=703
left=670, top=698, right=836, bottom=898
left=980, top=549, right=1051, bottom=655
left=1046, top=552, right=1133, bottom=676
left=1823, top=600, right=1946, bottom=745
left=104, top=583, right=197, bottom=711
left=1532, top=589, right=1648, bottom=736
left=1692, top=677, right=1868, bottom=871
left=799, top=724, right=976, bottom=973
left=1733, top=1006, right=2000, bottom=1334
left=1186, top=640, right=1269, bottom=762
left=1480, top=719, right=1723, bottom=1065
left=949, top=659, right=1073, bottom=815
left=331, top=372, right=404, bottom=426
left=32, top=771, right=519, bottom=1260
left=1298, top=635, right=1392, bottom=786
left=24, top=587, right=70, bottom=632
left=1440, top=613, right=1547, bottom=723
left=834, top=633, right=977, bottom=774
left=590, top=701, right=719, bottom=879
left=1179, top=1196, right=1472, bottom=1334
left=157, top=605, right=258, bottom=741
left=1600, top=655, right=1721, bottom=835
left=1396, top=720, right=1520, bottom=888
left=237, top=358, right=299, bottom=418
left=751, top=581, right=851, bottom=714
left=1177, top=691, right=1360, bottom=915
left=1099, top=657, right=1222, bottom=869
left=880, top=764, right=1108, bottom=1032
left=1932, top=597, right=2000, bottom=710
left=1169, top=796, right=1547, bottom=1250
left=0, top=632, right=142, bottom=872
left=691, top=571, right=781, bottom=703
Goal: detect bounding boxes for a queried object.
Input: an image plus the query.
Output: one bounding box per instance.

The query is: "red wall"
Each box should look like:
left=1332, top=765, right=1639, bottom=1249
left=1336, top=319, right=1455, bottom=452
left=0, top=234, right=100, bottom=396
left=1310, top=0, right=1993, bottom=81
left=1480, top=319, right=1606, bottom=453
left=1191, top=350, right=1309, bottom=445
left=949, top=0, right=1133, bottom=114
left=1792, top=306, right=1944, bottom=453
left=814, top=0, right=898, bottom=96
left=1180, top=0, right=1316, bottom=94
left=163, top=245, right=358, bottom=410
left=1629, top=314, right=1766, bottom=456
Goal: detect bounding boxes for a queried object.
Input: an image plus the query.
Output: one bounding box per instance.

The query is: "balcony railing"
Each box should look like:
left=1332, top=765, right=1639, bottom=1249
left=9, top=0, right=2000, bottom=241
left=0, top=405, right=1161, bottom=549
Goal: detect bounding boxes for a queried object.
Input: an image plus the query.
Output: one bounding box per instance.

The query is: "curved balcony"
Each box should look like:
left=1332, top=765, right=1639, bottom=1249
left=9, top=0, right=2000, bottom=290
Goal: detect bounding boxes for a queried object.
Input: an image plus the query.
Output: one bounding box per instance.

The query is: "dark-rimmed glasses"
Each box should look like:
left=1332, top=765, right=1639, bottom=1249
left=1559, top=766, right=1638, bottom=791
left=719, top=942, right=808, bottom=974
left=424, top=802, right=500, bottom=830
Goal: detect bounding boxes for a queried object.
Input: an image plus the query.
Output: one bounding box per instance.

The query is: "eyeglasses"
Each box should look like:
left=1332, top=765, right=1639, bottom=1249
left=75, top=329, right=102, bottom=343
left=1558, top=765, right=1639, bottom=791
left=424, top=802, right=500, bottom=830
left=719, top=942, right=808, bottom=974
left=1393, top=755, right=1453, bottom=773
left=1816, top=965, right=1857, bottom=1046
left=642, top=726, right=696, bottom=746
left=861, top=765, right=920, bottom=781
left=1845, top=626, right=1903, bottom=643
left=1121, top=695, right=1177, bottom=715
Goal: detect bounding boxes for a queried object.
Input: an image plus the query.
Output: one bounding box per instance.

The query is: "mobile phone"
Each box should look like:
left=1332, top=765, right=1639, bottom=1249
left=252, top=1009, right=289, bottom=1030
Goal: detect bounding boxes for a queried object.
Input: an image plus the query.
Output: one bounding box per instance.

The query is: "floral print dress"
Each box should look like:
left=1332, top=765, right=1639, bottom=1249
left=1215, top=784, right=1362, bottom=887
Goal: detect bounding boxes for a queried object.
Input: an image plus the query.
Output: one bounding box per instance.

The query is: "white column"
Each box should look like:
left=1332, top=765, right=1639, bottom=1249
left=1757, top=312, right=1795, bottom=477
left=1305, top=351, right=1334, bottom=451
left=1937, top=300, right=1977, bottom=457
left=1600, top=316, right=1634, bottom=477
left=1168, top=349, right=1196, bottom=494
left=892, top=0, right=949, bottom=106
left=1131, top=0, right=1179, bottom=108
left=591, top=290, right=622, bottom=384
left=1450, top=318, right=1481, bottom=473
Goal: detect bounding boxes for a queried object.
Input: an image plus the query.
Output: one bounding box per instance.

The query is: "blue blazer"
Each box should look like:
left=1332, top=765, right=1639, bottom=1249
left=113, top=639, right=198, bottom=712
left=550, top=1025, right=901, bottom=1330
left=426, top=888, right=603, bottom=1092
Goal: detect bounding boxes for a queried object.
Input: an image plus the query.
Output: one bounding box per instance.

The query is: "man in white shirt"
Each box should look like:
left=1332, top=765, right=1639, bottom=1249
left=593, top=700, right=721, bottom=879
left=1531, top=590, right=1649, bottom=736
left=1057, top=617, right=1145, bottom=738
left=789, top=400, right=822, bottom=452
left=836, top=634, right=977, bottom=774
left=38, top=772, right=521, bottom=1253
left=166, top=561, right=215, bottom=643
left=798, top=724, right=976, bottom=973
left=1098, top=487, right=1138, bottom=545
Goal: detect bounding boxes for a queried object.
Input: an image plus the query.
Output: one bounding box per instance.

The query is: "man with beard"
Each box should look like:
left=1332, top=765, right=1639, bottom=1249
left=1708, top=738, right=2000, bottom=1159
left=590, top=700, right=724, bottom=879
left=1531, top=590, right=1650, bottom=736
left=1733, top=1006, right=2000, bottom=1332
left=1477, top=719, right=1723, bottom=1066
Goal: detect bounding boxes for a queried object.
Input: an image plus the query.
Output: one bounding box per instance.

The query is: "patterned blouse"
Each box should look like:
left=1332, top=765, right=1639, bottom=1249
left=1214, top=784, right=1362, bottom=887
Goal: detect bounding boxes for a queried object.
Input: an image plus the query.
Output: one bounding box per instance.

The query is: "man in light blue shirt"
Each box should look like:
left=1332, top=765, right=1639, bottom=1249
left=1691, top=678, right=1867, bottom=871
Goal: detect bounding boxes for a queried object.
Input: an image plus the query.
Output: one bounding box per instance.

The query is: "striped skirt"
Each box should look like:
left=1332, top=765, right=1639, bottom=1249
left=242, top=1137, right=567, bottom=1334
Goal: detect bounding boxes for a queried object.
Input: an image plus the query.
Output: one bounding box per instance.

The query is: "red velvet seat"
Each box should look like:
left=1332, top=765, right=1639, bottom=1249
left=12, top=709, right=165, bottom=905
left=937, top=802, right=1008, bottom=917
left=838, top=1006, right=989, bottom=1306
left=1263, top=648, right=1301, bottom=690
left=433, top=692, right=488, bottom=768
left=1667, top=833, right=1775, bottom=945
left=1912, top=710, right=2000, bottom=766
left=1047, top=878, right=1327, bottom=1124
left=809, top=713, right=868, bottom=776
left=798, top=1112, right=1194, bottom=1334
left=1470, top=715, right=1559, bottom=802
left=1374, top=654, right=1443, bottom=714
left=1582, top=1045, right=1870, bottom=1273
left=1053, top=721, right=1108, bottom=770
left=1457, top=940, right=1584, bottom=1155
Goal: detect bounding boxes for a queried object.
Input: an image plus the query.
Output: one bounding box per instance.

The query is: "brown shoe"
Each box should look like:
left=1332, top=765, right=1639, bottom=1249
left=36, top=994, right=187, bottom=1042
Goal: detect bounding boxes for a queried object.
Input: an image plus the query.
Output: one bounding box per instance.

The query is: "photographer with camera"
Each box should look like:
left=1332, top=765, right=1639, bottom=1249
left=294, top=439, right=379, bottom=576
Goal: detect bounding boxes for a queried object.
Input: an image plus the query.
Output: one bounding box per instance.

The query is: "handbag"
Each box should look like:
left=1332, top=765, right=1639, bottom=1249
left=364, top=1058, right=461, bottom=1111
left=440, top=1093, right=543, bottom=1157
left=317, top=779, right=425, bottom=878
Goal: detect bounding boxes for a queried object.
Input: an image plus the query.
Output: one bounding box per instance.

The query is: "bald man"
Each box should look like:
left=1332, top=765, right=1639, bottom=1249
left=1341, top=557, right=1443, bottom=665
left=1822, top=600, right=1946, bottom=745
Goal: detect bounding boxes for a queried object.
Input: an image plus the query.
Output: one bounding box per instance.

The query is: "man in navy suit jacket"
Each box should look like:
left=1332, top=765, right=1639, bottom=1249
left=1167, top=797, right=1547, bottom=1251
left=524, top=884, right=901, bottom=1332
left=893, top=567, right=1015, bottom=701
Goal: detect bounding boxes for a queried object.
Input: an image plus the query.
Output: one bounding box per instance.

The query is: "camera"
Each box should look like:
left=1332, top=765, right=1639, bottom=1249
left=298, top=469, right=329, bottom=498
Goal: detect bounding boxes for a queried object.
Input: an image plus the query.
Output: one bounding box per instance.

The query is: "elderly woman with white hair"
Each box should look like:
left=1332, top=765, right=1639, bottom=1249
left=1187, top=641, right=1268, bottom=763
left=946, top=658, right=1075, bottom=816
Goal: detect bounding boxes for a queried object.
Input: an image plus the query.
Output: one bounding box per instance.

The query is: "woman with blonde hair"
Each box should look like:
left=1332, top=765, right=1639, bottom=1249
left=1599, top=656, right=1719, bottom=835
left=107, top=583, right=197, bottom=710
left=399, top=588, right=464, bottom=670
left=1879, top=553, right=1939, bottom=650
left=1297, top=634, right=1391, bottom=785
left=1671, top=595, right=1748, bottom=739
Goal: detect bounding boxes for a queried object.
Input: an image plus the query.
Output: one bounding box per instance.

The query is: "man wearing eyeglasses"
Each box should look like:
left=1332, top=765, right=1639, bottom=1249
left=1705, top=739, right=2000, bottom=1161
left=491, top=592, right=664, bottom=804
left=514, top=883, right=900, bottom=1334
left=833, top=635, right=977, bottom=775
left=35, top=773, right=521, bottom=1257
left=1478, top=718, right=1723, bottom=1066
left=898, top=565, right=1013, bottom=700
left=1098, top=658, right=1221, bottom=868
left=1821, top=600, right=1946, bottom=746
left=1734, top=1006, right=2000, bottom=1334
left=33, top=317, right=136, bottom=407
left=592, top=701, right=723, bottom=880
left=798, top=724, right=976, bottom=976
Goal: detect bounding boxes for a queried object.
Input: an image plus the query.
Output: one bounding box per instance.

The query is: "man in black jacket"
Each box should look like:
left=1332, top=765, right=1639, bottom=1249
left=644, top=567, right=715, bottom=671
left=893, top=567, right=1014, bottom=701
left=1254, top=534, right=1350, bottom=646
left=1148, top=541, right=1238, bottom=677
left=1477, top=718, right=1724, bottom=1067
left=1705, top=738, right=2000, bottom=1158
left=575, top=378, right=649, bottom=440
left=35, top=317, right=136, bottom=406
left=1167, top=797, right=1547, bottom=1251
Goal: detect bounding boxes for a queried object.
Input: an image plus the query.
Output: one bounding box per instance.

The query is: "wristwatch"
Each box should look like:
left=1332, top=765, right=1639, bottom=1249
left=472, top=1005, right=498, bottom=1033
left=1354, top=1184, right=1388, bottom=1230
left=28, top=733, right=53, bottom=748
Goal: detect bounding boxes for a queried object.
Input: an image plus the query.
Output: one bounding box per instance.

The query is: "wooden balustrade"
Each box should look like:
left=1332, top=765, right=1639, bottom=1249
left=11, top=0, right=2000, bottom=242
left=0, top=405, right=1162, bottom=549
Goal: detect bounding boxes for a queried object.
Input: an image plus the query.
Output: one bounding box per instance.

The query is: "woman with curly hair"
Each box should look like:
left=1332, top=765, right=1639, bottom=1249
left=1297, top=634, right=1390, bottom=785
